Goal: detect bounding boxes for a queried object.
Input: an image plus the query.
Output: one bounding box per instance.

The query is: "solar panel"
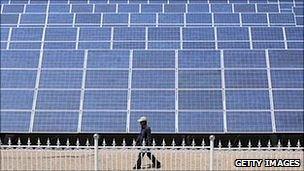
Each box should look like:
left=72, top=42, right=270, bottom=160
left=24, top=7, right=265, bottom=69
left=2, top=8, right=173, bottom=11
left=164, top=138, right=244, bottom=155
left=0, top=0, right=303, bottom=134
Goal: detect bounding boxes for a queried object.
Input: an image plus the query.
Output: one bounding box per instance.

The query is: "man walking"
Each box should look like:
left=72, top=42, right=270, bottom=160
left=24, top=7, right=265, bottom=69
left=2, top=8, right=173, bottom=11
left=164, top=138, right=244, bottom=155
left=133, top=116, right=161, bottom=169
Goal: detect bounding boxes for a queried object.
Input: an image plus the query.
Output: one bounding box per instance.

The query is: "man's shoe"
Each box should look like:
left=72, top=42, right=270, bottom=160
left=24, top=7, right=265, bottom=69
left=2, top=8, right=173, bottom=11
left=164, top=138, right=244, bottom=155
left=132, top=166, right=141, bottom=170
left=152, top=162, right=161, bottom=169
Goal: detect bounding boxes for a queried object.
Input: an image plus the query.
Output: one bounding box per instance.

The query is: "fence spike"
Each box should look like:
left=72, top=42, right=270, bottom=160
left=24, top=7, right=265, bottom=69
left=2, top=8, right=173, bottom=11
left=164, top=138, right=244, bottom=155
left=238, top=140, right=241, bottom=148
left=8, top=137, right=12, bottom=146
left=17, top=137, right=21, bottom=146
left=228, top=140, right=231, bottom=149
left=218, top=140, right=222, bottom=149
left=267, top=140, right=271, bottom=148
left=37, top=138, right=41, bottom=147
left=47, top=138, right=50, bottom=147
left=277, top=140, right=281, bottom=148
left=112, top=138, right=116, bottom=147
left=57, top=138, right=60, bottom=148
left=201, top=138, right=205, bottom=147
left=66, top=138, right=70, bottom=147
left=27, top=137, right=31, bottom=146
left=287, top=139, right=291, bottom=148
left=172, top=139, right=176, bottom=147
left=76, top=138, right=80, bottom=147
left=152, top=138, right=156, bottom=147
left=181, top=138, right=185, bottom=147
left=122, top=138, right=126, bottom=147
left=132, top=139, right=136, bottom=147
left=257, top=140, right=261, bottom=148
left=102, top=138, right=106, bottom=147
left=142, top=139, right=146, bottom=147
left=192, top=139, right=196, bottom=147
left=162, top=139, right=166, bottom=148
left=86, top=138, right=90, bottom=146
left=248, top=140, right=252, bottom=149
left=297, top=139, right=301, bottom=148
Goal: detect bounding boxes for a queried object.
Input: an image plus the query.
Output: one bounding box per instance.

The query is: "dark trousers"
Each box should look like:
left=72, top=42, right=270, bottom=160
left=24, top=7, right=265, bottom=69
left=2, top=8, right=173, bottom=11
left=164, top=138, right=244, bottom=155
left=135, top=150, right=160, bottom=168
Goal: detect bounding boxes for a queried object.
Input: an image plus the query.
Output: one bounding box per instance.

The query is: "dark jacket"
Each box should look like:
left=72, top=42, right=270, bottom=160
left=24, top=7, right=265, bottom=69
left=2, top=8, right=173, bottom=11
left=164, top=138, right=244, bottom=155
left=136, top=126, right=152, bottom=146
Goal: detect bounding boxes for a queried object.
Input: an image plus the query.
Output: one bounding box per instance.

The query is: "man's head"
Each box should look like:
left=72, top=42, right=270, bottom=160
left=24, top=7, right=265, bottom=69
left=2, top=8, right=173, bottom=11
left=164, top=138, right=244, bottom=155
left=137, top=116, right=147, bottom=127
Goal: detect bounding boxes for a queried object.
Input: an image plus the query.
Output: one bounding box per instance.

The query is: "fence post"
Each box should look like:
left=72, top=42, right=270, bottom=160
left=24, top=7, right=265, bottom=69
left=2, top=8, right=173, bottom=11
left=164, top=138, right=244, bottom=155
left=209, top=135, right=215, bottom=171
left=93, top=134, right=99, bottom=171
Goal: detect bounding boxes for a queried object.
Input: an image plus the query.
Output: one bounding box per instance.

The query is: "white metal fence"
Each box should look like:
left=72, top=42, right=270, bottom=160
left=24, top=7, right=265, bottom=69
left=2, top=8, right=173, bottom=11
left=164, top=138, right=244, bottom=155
left=0, top=134, right=303, bottom=170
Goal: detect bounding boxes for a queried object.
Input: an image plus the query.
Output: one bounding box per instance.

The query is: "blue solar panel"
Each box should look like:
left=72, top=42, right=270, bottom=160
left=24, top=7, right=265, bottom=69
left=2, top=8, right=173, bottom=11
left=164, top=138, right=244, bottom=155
left=211, top=4, right=232, bottom=12
left=85, top=70, right=129, bottom=88
left=1, top=0, right=303, bottom=134
left=269, top=50, right=303, bottom=68
left=118, top=4, right=138, bottom=13
left=84, top=90, right=128, bottom=110
left=273, top=90, right=303, bottom=109
left=188, top=4, right=209, bottom=12
left=234, top=4, right=255, bottom=12
left=114, top=27, right=145, bottom=40
left=1, top=70, right=37, bottom=88
left=179, top=50, right=220, bottom=68
left=130, top=112, right=175, bottom=133
left=82, top=112, right=127, bottom=132
left=179, top=112, right=224, bottom=132
left=33, top=112, right=78, bottom=132
left=179, top=90, right=222, bottom=110
left=214, top=14, right=240, bottom=24
left=72, top=4, right=93, bottom=13
left=49, top=5, right=70, bottom=13
left=227, top=112, right=272, bottom=132
left=87, top=50, right=129, bottom=68
left=251, top=27, right=284, bottom=40
left=45, top=28, right=77, bottom=41
left=186, top=14, right=212, bottom=24
left=48, top=14, right=74, bottom=24
left=242, top=14, right=268, bottom=25
left=179, top=70, right=221, bottom=88
left=1, top=90, right=34, bottom=109
left=285, top=27, right=304, bottom=40
left=271, top=70, right=304, bottom=88
left=1, top=14, right=19, bottom=24
left=226, top=90, right=270, bottom=110
left=94, top=4, right=115, bottom=12
left=140, top=4, right=161, bottom=13
left=1, top=50, right=40, bottom=68
left=76, top=14, right=101, bottom=24
left=159, top=14, right=183, bottom=24
left=275, top=111, right=304, bottom=132
left=183, top=28, right=214, bottom=40
left=26, top=5, right=47, bottom=13
left=0, top=112, right=31, bottom=132
left=148, top=27, right=180, bottom=40
left=131, top=14, right=155, bottom=24
left=132, top=70, right=175, bottom=88
left=103, top=14, right=128, bottom=24
left=164, top=4, right=185, bottom=13
left=42, top=50, right=84, bottom=68
left=20, top=14, right=46, bottom=24
left=36, top=90, right=81, bottom=110
left=217, top=27, right=249, bottom=40
left=131, top=90, right=175, bottom=110
left=133, top=50, right=175, bottom=68
left=225, top=70, right=268, bottom=88
left=39, top=70, right=83, bottom=88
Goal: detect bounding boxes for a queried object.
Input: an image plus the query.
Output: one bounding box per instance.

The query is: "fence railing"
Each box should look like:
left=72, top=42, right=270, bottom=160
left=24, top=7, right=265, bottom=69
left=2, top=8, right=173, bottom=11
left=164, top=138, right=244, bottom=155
left=0, top=134, right=303, bottom=170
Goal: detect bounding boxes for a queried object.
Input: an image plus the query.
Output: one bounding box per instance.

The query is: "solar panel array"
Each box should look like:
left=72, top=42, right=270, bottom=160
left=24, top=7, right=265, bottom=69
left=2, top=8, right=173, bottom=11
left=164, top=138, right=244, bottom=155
left=1, top=0, right=303, bottom=133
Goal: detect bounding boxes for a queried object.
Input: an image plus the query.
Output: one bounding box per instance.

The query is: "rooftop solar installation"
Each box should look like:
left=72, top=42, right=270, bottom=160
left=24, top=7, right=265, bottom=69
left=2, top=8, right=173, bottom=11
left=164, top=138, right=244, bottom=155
left=0, top=0, right=303, bottom=134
